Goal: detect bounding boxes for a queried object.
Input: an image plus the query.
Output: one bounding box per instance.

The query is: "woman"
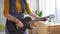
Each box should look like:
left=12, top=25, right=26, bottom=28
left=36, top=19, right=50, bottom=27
left=3, top=0, right=40, bottom=34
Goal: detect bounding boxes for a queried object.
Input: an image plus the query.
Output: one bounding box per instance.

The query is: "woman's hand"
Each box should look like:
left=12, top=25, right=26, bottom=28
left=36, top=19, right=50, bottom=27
left=15, top=19, right=24, bottom=28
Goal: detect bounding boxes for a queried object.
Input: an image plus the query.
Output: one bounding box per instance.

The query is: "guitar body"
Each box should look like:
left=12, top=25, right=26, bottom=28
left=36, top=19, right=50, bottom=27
left=18, top=17, right=33, bottom=29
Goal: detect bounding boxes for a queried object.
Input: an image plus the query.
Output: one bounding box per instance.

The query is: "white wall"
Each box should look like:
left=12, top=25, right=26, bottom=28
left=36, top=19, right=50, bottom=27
left=28, top=0, right=39, bottom=11
left=0, top=0, right=6, bottom=24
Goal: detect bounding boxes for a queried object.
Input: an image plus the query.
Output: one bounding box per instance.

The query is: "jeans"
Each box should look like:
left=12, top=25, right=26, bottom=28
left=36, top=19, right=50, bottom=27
left=24, top=29, right=28, bottom=34
left=5, top=28, right=9, bottom=34
left=5, top=28, right=28, bottom=34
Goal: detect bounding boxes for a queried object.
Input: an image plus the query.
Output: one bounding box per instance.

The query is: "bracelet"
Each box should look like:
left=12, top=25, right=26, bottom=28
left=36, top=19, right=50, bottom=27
left=13, top=18, right=20, bottom=24
left=13, top=18, right=16, bottom=22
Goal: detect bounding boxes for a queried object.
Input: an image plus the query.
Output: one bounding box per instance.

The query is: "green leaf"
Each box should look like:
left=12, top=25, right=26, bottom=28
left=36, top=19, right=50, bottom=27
left=35, top=10, right=43, bottom=17
left=39, top=11, right=42, bottom=17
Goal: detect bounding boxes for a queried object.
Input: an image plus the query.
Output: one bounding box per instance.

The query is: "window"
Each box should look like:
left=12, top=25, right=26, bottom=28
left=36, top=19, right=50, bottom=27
left=39, top=0, right=60, bottom=25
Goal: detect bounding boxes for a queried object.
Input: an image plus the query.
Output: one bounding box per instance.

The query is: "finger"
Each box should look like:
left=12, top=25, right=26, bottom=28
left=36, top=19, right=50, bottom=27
left=20, top=24, right=24, bottom=28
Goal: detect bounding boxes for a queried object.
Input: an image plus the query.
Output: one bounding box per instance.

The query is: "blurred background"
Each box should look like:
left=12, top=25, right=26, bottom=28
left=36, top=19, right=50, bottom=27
left=0, top=0, right=60, bottom=34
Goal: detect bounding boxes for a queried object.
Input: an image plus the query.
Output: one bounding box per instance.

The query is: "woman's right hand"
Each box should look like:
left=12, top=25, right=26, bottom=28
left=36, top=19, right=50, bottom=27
left=15, top=19, right=24, bottom=28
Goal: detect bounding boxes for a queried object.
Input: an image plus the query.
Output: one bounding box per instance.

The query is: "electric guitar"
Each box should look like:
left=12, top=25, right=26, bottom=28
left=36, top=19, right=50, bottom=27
left=17, top=15, right=54, bottom=34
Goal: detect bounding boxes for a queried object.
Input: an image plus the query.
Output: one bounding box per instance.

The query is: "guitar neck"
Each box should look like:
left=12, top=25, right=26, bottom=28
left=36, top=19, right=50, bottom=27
left=29, top=17, right=46, bottom=23
left=29, top=19, right=40, bottom=23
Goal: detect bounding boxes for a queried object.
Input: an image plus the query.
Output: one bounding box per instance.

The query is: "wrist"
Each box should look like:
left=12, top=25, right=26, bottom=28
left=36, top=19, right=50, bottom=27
left=13, top=18, right=17, bottom=22
left=14, top=18, right=21, bottom=24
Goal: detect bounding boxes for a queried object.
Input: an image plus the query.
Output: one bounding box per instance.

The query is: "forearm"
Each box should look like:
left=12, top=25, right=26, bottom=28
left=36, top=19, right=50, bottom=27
left=4, top=13, right=16, bottom=22
left=4, top=13, right=24, bottom=28
left=29, top=12, right=40, bottom=19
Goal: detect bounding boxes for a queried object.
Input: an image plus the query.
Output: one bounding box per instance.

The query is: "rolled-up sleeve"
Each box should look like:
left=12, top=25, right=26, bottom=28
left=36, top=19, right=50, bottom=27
left=3, top=0, right=10, bottom=15
left=26, top=0, right=32, bottom=14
